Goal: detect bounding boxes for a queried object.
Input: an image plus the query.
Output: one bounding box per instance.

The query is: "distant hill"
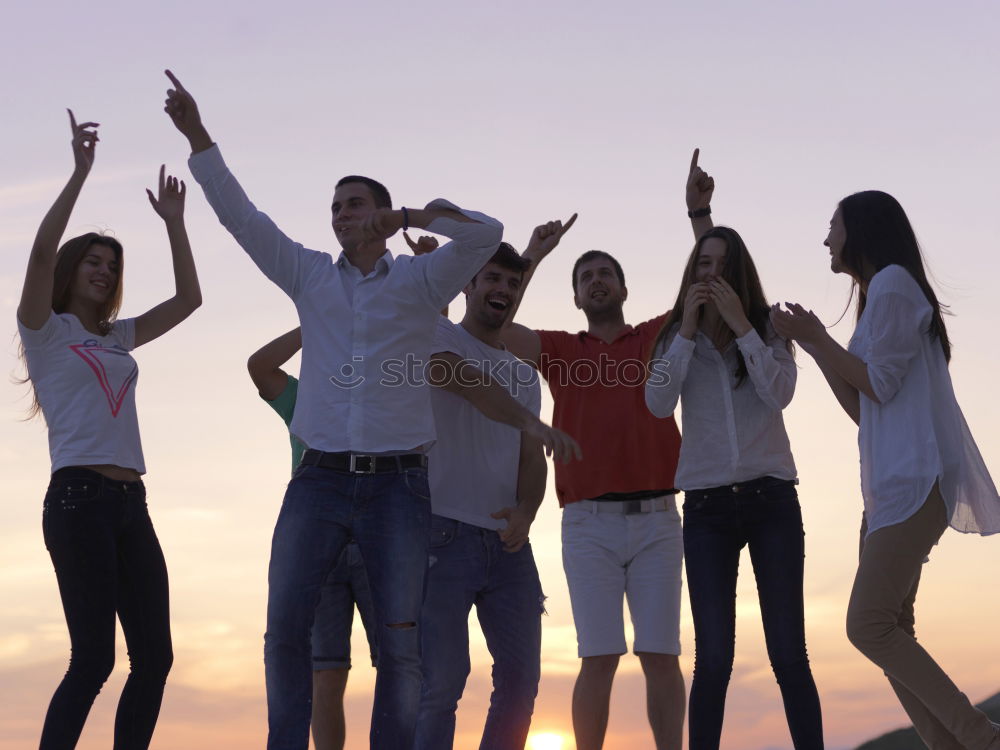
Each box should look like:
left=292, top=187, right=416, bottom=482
left=856, top=692, right=1000, bottom=750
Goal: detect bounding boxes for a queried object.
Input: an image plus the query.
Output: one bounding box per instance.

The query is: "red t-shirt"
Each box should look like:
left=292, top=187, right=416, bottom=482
left=536, top=314, right=682, bottom=507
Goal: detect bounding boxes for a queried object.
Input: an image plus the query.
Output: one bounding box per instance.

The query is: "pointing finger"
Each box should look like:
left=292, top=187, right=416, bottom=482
left=689, top=147, right=700, bottom=173
left=164, top=69, right=185, bottom=92
left=560, top=212, right=578, bottom=236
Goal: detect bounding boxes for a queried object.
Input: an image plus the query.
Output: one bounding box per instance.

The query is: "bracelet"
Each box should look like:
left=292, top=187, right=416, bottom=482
left=401, top=206, right=409, bottom=231
left=687, top=206, right=712, bottom=218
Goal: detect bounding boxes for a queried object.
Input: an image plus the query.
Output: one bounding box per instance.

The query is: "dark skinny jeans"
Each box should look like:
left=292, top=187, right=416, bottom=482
left=683, top=478, right=823, bottom=750
left=40, top=467, right=173, bottom=750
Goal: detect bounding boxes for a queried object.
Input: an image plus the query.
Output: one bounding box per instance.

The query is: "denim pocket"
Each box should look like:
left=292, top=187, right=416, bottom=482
left=403, top=467, right=431, bottom=502
left=428, top=517, right=457, bottom=548
left=44, top=480, right=101, bottom=510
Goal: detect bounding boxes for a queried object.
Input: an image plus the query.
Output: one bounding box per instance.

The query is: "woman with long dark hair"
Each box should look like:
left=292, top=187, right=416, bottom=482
left=17, top=111, right=201, bottom=749
left=773, top=190, right=1000, bottom=750
left=645, top=226, right=823, bottom=749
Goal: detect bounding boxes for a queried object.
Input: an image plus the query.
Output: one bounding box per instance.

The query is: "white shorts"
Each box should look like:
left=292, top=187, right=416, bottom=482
left=561, top=498, right=683, bottom=658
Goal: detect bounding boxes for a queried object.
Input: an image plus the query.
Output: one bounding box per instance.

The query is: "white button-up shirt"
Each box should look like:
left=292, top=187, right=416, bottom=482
left=849, top=264, right=1000, bottom=536
left=189, top=145, right=503, bottom=453
left=645, top=324, right=798, bottom=491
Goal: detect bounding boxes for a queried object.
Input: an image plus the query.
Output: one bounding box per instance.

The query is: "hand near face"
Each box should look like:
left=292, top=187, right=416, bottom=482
left=686, top=148, right=715, bottom=211
left=707, top=278, right=752, bottom=337
left=403, top=232, right=439, bottom=255
left=357, top=207, right=404, bottom=247
left=770, top=302, right=826, bottom=347
left=67, top=109, right=99, bottom=174
left=678, top=282, right=711, bottom=339
left=146, top=164, right=186, bottom=223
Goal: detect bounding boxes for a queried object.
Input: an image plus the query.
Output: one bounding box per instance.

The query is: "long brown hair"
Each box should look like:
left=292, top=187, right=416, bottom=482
left=17, top=233, right=125, bottom=419
left=838, top=190, right=951, bottom=362
left=652, top=226, right=780, bottom=386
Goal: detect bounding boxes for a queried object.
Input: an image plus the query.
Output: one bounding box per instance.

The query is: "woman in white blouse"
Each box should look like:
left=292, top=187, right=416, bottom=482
left=646, top=226, right=823, bottom=750
left=16, top=112, right=201, bottom=749
left=773, top=190, right=1000, bottom=750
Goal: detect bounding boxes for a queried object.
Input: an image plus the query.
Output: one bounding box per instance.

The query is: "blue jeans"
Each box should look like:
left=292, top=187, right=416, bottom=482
left=40, top=468, right=173, bottom=750
left=414, top=516, right=544, bottom=750
left=311, top=540, right=378, bottom=670
left=264, top=464, right=431, bottom=750
left=683, top=479, right=823, bottom=750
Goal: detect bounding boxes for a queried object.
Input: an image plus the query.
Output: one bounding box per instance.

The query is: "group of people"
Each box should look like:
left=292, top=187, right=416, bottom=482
left=15, top=70, right=1000, bottom=750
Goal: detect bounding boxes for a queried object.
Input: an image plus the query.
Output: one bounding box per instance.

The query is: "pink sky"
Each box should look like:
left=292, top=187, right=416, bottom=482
left=2, top=1, right=1000, bottom=748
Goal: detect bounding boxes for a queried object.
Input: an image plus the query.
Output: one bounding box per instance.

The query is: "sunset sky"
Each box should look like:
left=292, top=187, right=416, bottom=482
left=3, top=1, right=1000, bottom=748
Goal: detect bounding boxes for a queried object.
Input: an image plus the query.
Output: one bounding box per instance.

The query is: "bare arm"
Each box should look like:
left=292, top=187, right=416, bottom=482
left=771, top=304, right=865, bottom=423
left=492, top=432, right=547, bottom=553
left=428, top=352, right=581, bottom=462
left=18, top=111, right=97, bottom=330
left=686, top=148, right=715, bottom=240
left=248, top=328, right=302, bottom=401
left=134, top=166, right=203, bottom=347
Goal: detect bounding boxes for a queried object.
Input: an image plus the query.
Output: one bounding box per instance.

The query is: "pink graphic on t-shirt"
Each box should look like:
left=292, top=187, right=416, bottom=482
left=70, top=344, right=138, bottom=417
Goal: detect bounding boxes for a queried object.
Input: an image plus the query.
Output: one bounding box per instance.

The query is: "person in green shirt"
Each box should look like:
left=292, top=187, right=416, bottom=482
left=248, top=326, right=377, bottom=750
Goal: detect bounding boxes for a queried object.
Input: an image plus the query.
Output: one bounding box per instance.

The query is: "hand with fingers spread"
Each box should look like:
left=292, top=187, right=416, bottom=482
left=490, top=505, right=535, bottom=553
left=403, top=232, right=439, bottom=255
left=678, top=282, right=712, bottom=339
left=163, top=70, right=213, bottom=153
left=770, top=302, right=826, bottom=349
left=707, top=277, right=752, bottom=337
left=67, top=109, right=99, bottom=175
left=686, top=148, right=715, bottom=212
left=524, top=213, right=578, bottom=264
left=524, top=419, right=583, bottom=464
left=146, top=165, right=187, bottom=224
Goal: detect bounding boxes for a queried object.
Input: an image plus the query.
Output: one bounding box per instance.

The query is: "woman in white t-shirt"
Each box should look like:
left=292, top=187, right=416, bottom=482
left=645, top=226, right=823, bottom=750
left=16, top=112, right=201, bottom=750
left=773, top=190, right=1000, bottom=750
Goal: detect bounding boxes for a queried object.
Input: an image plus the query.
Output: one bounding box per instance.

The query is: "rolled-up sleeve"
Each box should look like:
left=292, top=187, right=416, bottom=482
left=864, top=290, right=931, bottom=404
left=736, top=328, right=796, bottom=410
left=645, top=334, right=694, bottom=418
left=412, top=199, right=503, bottom=311
left=189, top=145, right=325, bottom=299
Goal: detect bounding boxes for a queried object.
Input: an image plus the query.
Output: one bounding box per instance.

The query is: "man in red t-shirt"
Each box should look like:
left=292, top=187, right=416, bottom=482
left=502, top=152, right=714, bottom=750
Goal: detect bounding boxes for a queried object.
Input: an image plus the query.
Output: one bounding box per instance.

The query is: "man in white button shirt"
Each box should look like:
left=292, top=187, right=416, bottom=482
left=161, top=71, right=503, bottom=750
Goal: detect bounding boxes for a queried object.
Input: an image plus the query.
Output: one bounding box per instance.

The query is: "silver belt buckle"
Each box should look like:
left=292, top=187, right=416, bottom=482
left=349, top=454, right=377, bottom=474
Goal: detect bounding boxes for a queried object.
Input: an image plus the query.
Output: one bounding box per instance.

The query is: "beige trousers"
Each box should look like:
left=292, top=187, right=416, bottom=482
left=847, top=486, right=998, bottom=750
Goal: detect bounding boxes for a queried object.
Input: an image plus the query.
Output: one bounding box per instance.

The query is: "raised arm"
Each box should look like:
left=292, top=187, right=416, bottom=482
left=497, top=215, right=577, bottom=365
left=687, top=148, right=715, bottom=240
left=427, top=352, right=581, bottom=462
left=134, top=166, right=203, bottom=347
left=492, top=431, right=547, bottom=553
left=248, top=328, right=302, bottom=401
left=18, top=110, right=97, bottom=330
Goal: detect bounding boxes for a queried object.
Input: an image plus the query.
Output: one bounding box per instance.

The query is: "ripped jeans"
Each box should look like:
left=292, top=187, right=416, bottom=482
left=414, top=516, right=544, bottom=750
left=264, top=463, right=431, bottom=750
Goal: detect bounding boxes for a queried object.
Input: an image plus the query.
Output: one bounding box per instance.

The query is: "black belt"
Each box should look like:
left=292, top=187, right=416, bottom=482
left=687, top=476, right=797, bottom=499
left=301, top=450, right=427, bottom=474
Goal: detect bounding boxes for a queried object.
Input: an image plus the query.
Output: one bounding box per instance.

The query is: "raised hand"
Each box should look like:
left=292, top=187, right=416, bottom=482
left=67, top=109, right=99, bottom=174
left=707, top=278, right=751, bottom=336
left=770, top=302, right=825, bottom=348
left=403, top=232, right=439, bottom=255
left=146, top=164, right=186, bottom=223
left=490, top=505, right=534, bottom=553
left=686, top=148, right=715, bottom=211
left=524, top=420, right=582, bottom=463
left=163, top=70, right=212, bottom=151
left=524, top=213, right=578, bottom=262
left=357, top=207, right=404, bottom=247
left=678, top=282, right=712, bottom=339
